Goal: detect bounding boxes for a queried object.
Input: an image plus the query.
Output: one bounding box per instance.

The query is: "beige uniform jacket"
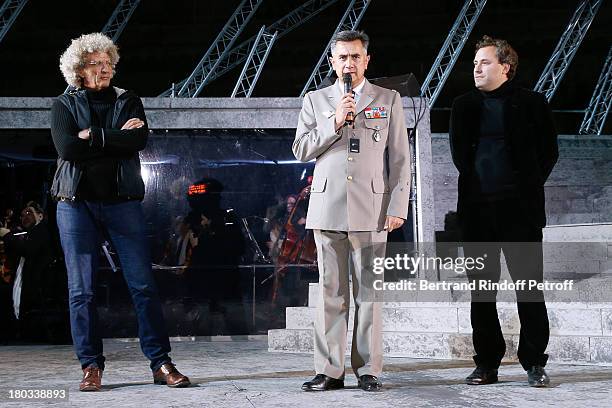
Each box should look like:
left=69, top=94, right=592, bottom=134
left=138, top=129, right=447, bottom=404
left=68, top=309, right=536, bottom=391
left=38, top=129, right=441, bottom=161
left=293, top=79, right=411, bottom=231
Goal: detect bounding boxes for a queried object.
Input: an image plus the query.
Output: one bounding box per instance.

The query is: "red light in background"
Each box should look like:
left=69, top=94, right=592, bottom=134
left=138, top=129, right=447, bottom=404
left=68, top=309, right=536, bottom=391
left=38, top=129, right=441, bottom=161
left=188, top=184, right=208, bottom=195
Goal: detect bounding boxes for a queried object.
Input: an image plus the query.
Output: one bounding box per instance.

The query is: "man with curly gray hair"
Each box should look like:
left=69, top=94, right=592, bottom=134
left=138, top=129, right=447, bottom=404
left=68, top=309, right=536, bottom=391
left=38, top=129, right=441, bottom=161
left=59, top=32, right=120, bottom=89
left=50, top=33, right=190, bottom=391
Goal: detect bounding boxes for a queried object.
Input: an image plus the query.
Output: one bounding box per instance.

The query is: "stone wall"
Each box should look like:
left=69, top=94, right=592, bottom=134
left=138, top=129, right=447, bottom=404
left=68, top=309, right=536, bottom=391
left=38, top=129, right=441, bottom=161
left=432, top=134, right=612, bottom=231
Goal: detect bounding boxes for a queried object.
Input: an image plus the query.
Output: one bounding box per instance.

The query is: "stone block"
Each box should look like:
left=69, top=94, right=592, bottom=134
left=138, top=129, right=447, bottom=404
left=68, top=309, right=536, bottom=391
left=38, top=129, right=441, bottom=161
left=268, top=329, right=313, bottom=353
left=548, top=213, right=601, bottom=225
left=458, top=306, right=521, bottom=335
left=546, top=336, right=590, bottom=363
left=286, top=307, right=314, bottom=329
left=383, top=332, right=452, bottom=359
left=382, top=307, right=458, bottom=333
left=600, top=309, right=612, bottom=336
left=308, top=283, right=317, bottom=308
left=544, top=224, right=612, bottom=241
left=544, top=260, right=602, bottom=276
left=543, top=242, right=607, bottom=262
left=548, top=308, right=602, bottom=336
left=590, top=337, right=612, bottom=364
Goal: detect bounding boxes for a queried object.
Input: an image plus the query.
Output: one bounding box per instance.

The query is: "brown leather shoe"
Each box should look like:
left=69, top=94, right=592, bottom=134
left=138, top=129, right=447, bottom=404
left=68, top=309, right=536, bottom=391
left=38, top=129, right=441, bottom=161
left=153, top=363, right=191, bottom=388
left=79, top=366, right=102, bottom=392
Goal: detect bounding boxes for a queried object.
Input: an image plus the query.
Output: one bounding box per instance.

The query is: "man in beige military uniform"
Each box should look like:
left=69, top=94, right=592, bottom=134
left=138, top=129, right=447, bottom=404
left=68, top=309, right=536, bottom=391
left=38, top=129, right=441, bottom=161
left=294, top=30, right=411, bottom=392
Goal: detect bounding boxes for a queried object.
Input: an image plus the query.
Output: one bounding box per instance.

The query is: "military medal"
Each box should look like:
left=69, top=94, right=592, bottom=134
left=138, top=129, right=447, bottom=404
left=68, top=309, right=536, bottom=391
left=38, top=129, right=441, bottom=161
left=364, top=107, right=388, bottom=119
left=373, top=125, right=381, bottom=142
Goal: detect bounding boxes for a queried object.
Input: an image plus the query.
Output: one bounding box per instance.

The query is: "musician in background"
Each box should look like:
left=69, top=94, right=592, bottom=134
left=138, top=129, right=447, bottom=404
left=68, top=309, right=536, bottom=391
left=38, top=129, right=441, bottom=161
left=185, top=178, right=247, bottom=334
left=0, top=202, right=54, bottom=341
left=161, top=216, right=196, bottom=267
left=266, top=194, right=306, bottom=263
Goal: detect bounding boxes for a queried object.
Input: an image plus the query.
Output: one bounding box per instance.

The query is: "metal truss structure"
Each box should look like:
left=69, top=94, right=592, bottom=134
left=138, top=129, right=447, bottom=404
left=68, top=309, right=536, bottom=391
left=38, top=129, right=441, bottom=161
left=534, top=0, right=603, bottom=101
left=231, top=26, right=278, bottom=98
left=160, top=0, right=341, bottom=97
left=175, top=0, right=264, bottom=98
left=420, top=0, right=487, bottom=107
left=65, top=0, right=141, bottom=93
left=102, top=0, right=141, bottom=42
left=300, top=0, right=370, bottom=96
left=579, top=46, right=612, bottom=135
left=0, top=0, right=28, bottom=44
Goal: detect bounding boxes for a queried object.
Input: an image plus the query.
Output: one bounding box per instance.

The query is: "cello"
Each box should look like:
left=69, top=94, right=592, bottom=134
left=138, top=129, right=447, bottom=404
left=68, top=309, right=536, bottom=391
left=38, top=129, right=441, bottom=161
left=271, top=184, right=318, bottom=304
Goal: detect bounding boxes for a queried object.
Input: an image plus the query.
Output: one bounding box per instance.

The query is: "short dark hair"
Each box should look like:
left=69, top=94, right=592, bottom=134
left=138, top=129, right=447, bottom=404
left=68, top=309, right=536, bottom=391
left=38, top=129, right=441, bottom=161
left=475, top=35, right=518, bottom=80
left=24, top=201, right=44, bottom=216
left=331, top=30, right=369, bottom=53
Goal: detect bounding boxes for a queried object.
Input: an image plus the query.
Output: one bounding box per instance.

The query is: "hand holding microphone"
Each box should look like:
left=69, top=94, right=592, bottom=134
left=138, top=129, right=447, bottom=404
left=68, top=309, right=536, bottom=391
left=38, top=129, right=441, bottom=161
left=343, top=73, right=355, bottom=126
left=334, top=73, right=356, bottom=131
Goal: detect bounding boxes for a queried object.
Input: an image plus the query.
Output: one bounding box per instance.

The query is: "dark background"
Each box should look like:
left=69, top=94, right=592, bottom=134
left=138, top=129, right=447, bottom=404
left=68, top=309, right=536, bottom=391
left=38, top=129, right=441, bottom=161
left=0, top=0, right=611, bottom=132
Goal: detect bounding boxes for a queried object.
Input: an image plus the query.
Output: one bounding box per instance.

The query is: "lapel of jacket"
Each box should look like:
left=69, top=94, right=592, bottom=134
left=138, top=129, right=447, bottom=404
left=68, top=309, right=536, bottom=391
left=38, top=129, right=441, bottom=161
left=325, top=80, right=343, bottom=113
left=325, top=78, right=376, bottom=116
left=71, top=89, right=92, bottom=130
left=355, top=78, right=375, bottom=115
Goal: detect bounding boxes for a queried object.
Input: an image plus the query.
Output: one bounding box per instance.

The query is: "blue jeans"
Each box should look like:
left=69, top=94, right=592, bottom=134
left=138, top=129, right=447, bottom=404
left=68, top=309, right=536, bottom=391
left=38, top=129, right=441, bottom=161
left=57, top=200, right=171, bottom=371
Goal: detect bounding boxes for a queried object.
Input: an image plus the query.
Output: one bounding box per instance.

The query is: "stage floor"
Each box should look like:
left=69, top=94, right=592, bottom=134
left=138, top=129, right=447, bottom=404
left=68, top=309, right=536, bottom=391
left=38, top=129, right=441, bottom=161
left=1, top=339, right=612, bottom=407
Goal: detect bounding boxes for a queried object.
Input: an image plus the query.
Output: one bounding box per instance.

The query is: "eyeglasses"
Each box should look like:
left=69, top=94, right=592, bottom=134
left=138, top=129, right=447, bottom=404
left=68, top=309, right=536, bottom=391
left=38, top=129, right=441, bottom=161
left=86, top=60, right=115, bottom=69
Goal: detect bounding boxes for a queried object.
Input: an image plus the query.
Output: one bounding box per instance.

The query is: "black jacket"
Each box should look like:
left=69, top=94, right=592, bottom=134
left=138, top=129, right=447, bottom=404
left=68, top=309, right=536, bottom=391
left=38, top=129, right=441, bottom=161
left=449, top=82, right=559, bottom=228
left=50, top=87, right=148, bottom=201
left=3, top=222, right=54, bottom=314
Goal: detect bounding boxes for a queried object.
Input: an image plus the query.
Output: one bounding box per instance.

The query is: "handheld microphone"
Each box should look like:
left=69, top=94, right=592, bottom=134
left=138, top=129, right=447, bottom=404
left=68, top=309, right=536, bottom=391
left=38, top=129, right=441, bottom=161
left=343, top=73, right=354, bottom=126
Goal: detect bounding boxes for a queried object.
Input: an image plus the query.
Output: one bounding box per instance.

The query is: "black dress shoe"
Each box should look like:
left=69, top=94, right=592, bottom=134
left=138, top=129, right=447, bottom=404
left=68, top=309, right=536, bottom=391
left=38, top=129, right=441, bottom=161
left=527, top=366, right=550, bottom=387
left=358, top=375, right=382, bottom=391
left=465, top=367, right=498, bottom=385
left=301, top=374, right=344, bottom=391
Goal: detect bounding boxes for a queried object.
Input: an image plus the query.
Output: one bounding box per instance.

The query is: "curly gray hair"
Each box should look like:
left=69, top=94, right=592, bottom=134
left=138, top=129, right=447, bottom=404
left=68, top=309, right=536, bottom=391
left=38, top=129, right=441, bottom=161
left=59, top=32, right=119, bottom=88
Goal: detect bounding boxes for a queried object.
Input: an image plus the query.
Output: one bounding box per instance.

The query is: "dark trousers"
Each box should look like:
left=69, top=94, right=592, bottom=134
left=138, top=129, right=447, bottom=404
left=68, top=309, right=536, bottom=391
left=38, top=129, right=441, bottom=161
left=462, top=199, right=549, bottom=370
left=57, top=200, right=171, bottom=371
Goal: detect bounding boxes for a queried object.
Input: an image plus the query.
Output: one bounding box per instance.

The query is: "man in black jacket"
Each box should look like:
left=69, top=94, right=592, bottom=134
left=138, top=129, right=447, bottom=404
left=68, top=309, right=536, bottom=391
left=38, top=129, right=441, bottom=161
left=51, top=33, right=189, bottom=392
left=449, top=36, right=558, bottom=387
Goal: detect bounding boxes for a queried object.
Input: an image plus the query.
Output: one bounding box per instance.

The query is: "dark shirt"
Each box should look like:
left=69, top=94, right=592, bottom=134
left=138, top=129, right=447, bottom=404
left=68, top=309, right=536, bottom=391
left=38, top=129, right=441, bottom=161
left=50, top=87, right=126, bottom=202
left=78, top=87, right=120, bottom=201
left=472, top=80, right=519, bottom=201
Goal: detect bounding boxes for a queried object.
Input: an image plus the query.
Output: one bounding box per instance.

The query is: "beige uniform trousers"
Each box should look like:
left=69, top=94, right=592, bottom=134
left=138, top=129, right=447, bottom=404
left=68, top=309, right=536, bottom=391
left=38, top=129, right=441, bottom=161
left=313, top=229, right=387, bottom=379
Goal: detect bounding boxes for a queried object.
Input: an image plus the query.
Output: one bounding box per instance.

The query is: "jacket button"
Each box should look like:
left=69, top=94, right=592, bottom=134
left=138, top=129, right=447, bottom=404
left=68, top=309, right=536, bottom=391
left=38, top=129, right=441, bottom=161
left=347, top=176, right=353, bottom=181
left=348, top=157, right=354, bottom=161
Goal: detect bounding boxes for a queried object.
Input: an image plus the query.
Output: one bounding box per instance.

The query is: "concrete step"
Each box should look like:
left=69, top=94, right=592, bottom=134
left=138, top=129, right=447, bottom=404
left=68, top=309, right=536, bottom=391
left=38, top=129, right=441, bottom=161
left=308, top=281, right=612, bottom=309
left=286, top=305, right=609, bottom=336
left=289, top=224, right=612, bottom=364
left=268, top=328, right=607, bottom=364
left=277, top=283, right=612, bottom=363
